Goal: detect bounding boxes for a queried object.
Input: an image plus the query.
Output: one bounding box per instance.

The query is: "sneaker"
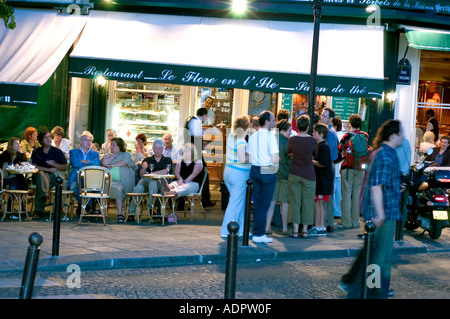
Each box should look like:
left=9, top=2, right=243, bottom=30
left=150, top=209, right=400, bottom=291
left=308, top=227, right=327, bottom=236
left=338, top=280, right=351, bottom=293
left=388, top=289, right=394, bottom=297
left=252, top=234, right=273, bottom=243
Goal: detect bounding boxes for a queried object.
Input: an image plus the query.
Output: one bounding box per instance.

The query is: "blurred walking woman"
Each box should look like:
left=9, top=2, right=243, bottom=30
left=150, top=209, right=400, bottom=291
left=20, top=127, right=41, bottom=158
left=288, top=115, right=317, bottom=238
left=101, top=137, right=135, bottom=223
left=220, top=115, right=251, bottom=237
left=0, top=137, right=28, bottom=190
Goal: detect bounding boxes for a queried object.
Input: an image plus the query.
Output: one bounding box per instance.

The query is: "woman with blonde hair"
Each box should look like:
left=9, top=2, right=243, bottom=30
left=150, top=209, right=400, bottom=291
left=166, top=142, right=204, bottom=197
left=20, top=127, right=40, bottom=158
left=418, top=131, right=435, bottom=156
left=51, top=126, right=71, bottom=159
left=220, top=115, right=251, bottom=237
left=0, top=137, right=28, bottom=191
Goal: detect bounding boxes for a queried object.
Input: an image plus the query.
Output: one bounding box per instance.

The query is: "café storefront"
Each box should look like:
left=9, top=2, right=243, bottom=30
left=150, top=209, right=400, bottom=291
left=66, top=9, right=385, bottom=154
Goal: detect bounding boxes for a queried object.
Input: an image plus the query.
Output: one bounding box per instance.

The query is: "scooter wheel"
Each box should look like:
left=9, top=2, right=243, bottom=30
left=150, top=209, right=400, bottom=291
left=428, top=220, right=443, bottom=240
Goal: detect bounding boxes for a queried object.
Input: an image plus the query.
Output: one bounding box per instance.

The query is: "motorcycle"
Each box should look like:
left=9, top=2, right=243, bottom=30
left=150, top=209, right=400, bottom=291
left=406, top=157, right=450, bottom=239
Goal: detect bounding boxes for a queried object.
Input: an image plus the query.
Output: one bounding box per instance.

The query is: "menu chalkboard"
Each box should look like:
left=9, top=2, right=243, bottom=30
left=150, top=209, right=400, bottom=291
left=331, top=97, right=360, bottom=121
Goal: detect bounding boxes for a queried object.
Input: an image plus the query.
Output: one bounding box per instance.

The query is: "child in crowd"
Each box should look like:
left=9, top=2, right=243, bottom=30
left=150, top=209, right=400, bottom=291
left=311, top=123, right=333, bottom=236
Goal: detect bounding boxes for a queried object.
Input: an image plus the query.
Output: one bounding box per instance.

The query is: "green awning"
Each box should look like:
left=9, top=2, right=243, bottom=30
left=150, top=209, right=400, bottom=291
left=405, top=28, right=450, bottom=52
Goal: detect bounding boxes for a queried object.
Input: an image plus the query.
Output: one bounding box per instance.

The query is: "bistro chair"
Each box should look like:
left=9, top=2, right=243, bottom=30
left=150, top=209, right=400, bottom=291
left=124, top=192, right=151, bottom=224
left=180, top=166, right=208, bottom=221
left=1, top=168, right=33, bottom=222
left=0, top=169, right=5, bottom=216
left=78, top=166, right=111, bottom=225
left=150, top=193, right=176, bottom=226
left=49, top=189, right=76, bottom=222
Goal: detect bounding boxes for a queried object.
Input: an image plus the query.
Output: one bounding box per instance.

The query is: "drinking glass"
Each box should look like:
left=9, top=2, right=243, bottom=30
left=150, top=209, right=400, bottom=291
left=149, top=163, right=154, bottom=174
left=166, top=164, right=171, bottom=175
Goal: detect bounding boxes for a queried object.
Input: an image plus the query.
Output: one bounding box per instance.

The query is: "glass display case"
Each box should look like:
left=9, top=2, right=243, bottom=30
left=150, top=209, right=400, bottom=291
left=112, top=82, right=181, bottom=151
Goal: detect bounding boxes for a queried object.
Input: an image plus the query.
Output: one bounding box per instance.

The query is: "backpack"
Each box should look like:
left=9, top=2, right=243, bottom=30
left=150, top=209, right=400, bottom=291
left=346, top=132, right=370, bottom=172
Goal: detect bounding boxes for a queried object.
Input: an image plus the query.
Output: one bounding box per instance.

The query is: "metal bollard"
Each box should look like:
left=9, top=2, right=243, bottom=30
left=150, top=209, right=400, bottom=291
left=242, top=179, right=253, bottom=246
left=52, top=176, right=63, bottom=257
left=361, top=221, right=376, bottom=299
left=19, top=232, right=43, bottom=299
left=225, top=221, right=239, bottom=299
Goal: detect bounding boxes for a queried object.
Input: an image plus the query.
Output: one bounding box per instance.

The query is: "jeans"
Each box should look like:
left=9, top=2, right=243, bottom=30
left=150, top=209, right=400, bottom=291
left=221, top=165, right=250, bottom=236
left=250, top=166, right=276, bottom=237
left=345, top=219, right=395, bottom=299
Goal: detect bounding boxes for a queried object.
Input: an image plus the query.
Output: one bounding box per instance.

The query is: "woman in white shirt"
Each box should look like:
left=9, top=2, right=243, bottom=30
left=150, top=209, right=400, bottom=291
left=51, top=126, right=71, bottom=159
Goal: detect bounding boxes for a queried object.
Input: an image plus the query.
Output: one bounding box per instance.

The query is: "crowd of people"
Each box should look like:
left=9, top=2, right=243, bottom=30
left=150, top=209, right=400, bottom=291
left=2, top=105, right=445, bottom=299
left=0, top=123, right=215, bottom=223
left=220, top=108, right=377, bottom=243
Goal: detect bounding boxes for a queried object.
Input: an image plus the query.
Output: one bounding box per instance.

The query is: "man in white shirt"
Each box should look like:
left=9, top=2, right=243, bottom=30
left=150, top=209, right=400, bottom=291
left=186, top=107, right=215, bottom=207
left=203, top=96, right=215, bottom=126
left=247, top=111, right=279, bottom=243
left=162, top=133, right=181, bottom=163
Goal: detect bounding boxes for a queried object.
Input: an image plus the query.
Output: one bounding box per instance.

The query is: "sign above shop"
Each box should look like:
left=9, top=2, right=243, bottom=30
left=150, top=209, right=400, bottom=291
left=300, top=0, right=450, bottom=15
left=69, top=58, right=384, bottom=98
left=397, top=58, right=412, bottom=85
left=0, top=83, right=39, bottom=107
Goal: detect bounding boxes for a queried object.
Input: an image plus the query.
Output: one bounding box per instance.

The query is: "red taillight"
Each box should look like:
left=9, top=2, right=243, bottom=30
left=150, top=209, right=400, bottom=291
left=433, top=195, right=447, bottom=202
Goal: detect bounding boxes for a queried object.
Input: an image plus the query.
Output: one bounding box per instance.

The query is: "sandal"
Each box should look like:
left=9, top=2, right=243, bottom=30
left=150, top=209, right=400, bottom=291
left=117, top=215, right=125, bottom=223
left=301, top=231, right=309, bottom=238
left=289, top=232, right=299, bottom=238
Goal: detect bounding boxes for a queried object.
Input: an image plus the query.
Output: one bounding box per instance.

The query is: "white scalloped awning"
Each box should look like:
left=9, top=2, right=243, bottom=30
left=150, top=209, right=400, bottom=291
left=69, top=10, right=385, bottom=98
left=0, top=8, right=87, bottom=106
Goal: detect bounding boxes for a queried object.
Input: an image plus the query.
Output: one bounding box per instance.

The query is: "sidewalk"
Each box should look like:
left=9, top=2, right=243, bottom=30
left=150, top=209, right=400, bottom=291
left=1, top=203, right=448, bottom=273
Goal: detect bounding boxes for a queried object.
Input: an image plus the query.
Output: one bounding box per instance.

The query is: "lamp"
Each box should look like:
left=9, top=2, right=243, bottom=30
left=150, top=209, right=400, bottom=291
left=96, top=75, right=106, bottom=86
left=231, top=0, right=247, bottom=15
left=432, top=93, right=440, bottom=102
left=386, top=92, right=398, bottom=103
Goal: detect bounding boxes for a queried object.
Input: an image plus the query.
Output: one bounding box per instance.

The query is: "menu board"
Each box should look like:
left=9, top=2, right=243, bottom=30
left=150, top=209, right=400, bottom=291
left=331, top=97, right=360, bottom=121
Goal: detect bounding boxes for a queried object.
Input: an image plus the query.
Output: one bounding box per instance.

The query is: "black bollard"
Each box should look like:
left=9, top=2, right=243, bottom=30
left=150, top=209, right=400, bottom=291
left=361, top=221, right=376, bottom=299
left=242, top=179, right=253, bottom=246
left=19, top=232, right=43, bottom=299
left=52, top=176, right=63, bottom=257
left=225, top=221, right=239, bottom=299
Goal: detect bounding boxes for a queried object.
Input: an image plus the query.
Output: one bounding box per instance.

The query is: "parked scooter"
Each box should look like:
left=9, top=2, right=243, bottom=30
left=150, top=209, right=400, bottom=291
left=406, top=153, right=450, bottom=239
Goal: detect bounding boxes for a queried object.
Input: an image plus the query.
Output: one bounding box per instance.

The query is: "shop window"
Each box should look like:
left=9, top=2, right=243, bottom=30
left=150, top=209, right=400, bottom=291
left=248, top=91, right=277, bottom=117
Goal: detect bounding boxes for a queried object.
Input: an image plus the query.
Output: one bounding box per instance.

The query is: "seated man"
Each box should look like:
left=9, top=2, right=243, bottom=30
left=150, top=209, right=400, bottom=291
left=162, top=133, right=182, bottom=163
left=67, top=131, right=101, bottom=215
left=31, top=131, right=67, bottom=220
left=129, top=138, right=173, bottom=213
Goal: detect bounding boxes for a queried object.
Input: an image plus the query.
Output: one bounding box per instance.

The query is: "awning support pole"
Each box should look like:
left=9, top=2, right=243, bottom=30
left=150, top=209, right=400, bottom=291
left=307, top=0, right=322, bottom=135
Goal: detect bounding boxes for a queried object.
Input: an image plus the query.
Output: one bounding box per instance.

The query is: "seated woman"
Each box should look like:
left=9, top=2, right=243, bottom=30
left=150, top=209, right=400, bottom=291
left=418, top=131, right=435, bottom=158
left=164, top=143, right=204, bottom=198
left=131, top=133, right=151, bottom=184
left=101, top=137, right=135, bottom=223
left=0, top=137, right=28, bottom=191
left=51, top=126, right=72, bottom=159
left=20, top=126, right=41, bottom=158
